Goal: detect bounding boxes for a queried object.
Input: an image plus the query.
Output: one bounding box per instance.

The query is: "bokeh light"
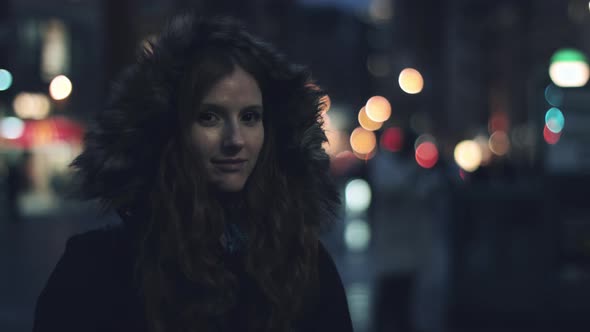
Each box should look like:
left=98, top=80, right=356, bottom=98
left=365, top=96, right=391, bottom=122
left=358, top=106, right=383, bottom=131
left=345, top=178, right=372, bottom=214
left=544, top=84, right=564, bottom=107
left=488, top=131, right=510, bottom=156
left=543, top=124, right=561, bottom=145
left=13, top=93, right=52, bottom=120
left=545, top=107, right=565, bottom=133
left=350, top=127, right=377, bottom=155
left=415, top=141, right=438, bottom=169
left=0, top=117, right=25, bottom=139
left=380, top=127, right=403, bottom=152
left=549, top=48, right=589, bottom=88
left=488, top=111, right=510, bottom=134
left=454, top=140, right=483, bottom=172
left=0, top=69, right=13, bottom=91
left=344, top=219, right=371, bottom=252
left=49, top=75, right=73, bottom=100
left=398, top=68, right=424, bottom=94
left=414, top=133, right=437, bottom=151
left=346, top=283, right=371, bottom=328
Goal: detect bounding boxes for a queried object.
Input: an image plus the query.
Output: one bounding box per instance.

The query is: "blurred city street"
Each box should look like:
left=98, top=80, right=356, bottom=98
left=2, top=0, right=590, bottom=331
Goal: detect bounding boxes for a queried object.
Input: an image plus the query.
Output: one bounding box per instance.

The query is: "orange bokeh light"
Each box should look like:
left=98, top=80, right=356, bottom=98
left=365, top=96, right=391, bottom=122
left=398, top=68, right=424, bottom=94
left=350, top=127, right=377, bottom=155
left=488, top=131, right=510, bottom=156
left=358, top=106, right=383, bottom=131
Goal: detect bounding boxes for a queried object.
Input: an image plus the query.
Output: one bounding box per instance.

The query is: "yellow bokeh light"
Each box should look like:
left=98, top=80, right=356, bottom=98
left=398, top=68, right=424, bottom=94
left=358, top=106, right=383, bottom=131
left=454, top=140, right=482, bottom=172
left=13, top=93, right=52, bottom=120
left=49, top=75, right=72, bottom=100
left=350, top=127, right=377, bottom=155
left=488, top=131, right=511, bottom=156
left=365, top=96, right=391, bottom=122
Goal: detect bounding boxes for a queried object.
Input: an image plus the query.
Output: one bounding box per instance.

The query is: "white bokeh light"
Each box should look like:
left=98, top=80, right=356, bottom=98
left=344, top=219, right=371, bottom=252
left=49, top=75, right=73, bottom=100
left=549, top=61, right=589, bottom=88
left=345, top=178, right=372, bottom=214
left=0, top=117, right=25, bottom=139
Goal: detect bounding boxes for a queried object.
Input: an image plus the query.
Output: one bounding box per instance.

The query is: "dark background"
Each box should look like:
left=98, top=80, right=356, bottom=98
left=1, top=0, right=589, bottom=331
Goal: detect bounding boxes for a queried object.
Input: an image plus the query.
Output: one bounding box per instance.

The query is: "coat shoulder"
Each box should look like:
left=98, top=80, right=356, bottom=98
left=33, top=223, right=133, bottom=331
left=66, top=224, right=127, bottom=256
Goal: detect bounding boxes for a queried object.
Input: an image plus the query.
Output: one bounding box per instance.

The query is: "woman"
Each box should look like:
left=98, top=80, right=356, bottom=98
left=33, top=14, right=353, bottom=332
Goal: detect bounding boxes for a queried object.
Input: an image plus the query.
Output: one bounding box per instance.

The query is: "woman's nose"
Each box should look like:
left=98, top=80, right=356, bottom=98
left=222, top=123, right=245, bottom=150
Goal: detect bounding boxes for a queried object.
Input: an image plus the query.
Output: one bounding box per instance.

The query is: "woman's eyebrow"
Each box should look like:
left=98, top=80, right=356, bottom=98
left=242, top=105, right=264, bottom=113
left=200, top=103, right=263, bottom=113
left=199, top=103, right=226, bottom=113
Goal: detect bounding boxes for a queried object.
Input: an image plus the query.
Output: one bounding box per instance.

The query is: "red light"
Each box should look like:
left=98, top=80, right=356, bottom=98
left=380, top=127, right=403, bottom=152
left=488, top=111, right=509, bottom=133
left=415, top=142, right=438, bottom=168
left=543, top=124, right=561, bottom=144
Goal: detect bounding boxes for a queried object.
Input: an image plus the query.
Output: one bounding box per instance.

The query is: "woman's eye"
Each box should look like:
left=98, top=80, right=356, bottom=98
left=242, top=111, right=261, bottom=124
left=197, top=112, right=219, bottom=126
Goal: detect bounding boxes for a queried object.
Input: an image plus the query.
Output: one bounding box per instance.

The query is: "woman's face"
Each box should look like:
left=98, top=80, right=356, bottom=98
left=191, top=65, right=264, bottom=192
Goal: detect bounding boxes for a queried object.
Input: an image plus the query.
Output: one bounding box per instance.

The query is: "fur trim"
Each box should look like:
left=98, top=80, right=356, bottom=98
left=71, top=15, right=339, bottom=225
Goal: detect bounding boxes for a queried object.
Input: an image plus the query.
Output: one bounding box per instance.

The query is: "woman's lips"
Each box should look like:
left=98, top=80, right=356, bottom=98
left=211, top=160, right=247, bottom=172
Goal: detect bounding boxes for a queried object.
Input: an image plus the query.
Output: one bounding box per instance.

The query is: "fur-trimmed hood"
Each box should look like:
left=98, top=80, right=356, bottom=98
left=71, top=15, right=339, bottom=226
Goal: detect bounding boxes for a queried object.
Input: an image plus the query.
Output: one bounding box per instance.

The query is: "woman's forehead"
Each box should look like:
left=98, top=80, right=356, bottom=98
left=200, top=66, right=262, bottom=106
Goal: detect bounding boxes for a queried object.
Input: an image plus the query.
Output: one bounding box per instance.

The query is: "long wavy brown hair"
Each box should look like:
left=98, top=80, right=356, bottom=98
left=71, top=15, right=339, bottom=332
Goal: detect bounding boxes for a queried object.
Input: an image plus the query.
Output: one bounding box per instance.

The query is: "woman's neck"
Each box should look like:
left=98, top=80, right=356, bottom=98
left=214, top=190, right=245, bottom=211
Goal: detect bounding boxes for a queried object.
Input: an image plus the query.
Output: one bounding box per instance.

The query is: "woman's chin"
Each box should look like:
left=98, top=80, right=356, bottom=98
left=211, top=180, right=246, bottom=193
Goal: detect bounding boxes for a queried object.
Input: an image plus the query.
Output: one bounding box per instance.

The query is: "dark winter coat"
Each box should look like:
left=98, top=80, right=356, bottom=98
left=32, top=222, right=353, bottom=332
